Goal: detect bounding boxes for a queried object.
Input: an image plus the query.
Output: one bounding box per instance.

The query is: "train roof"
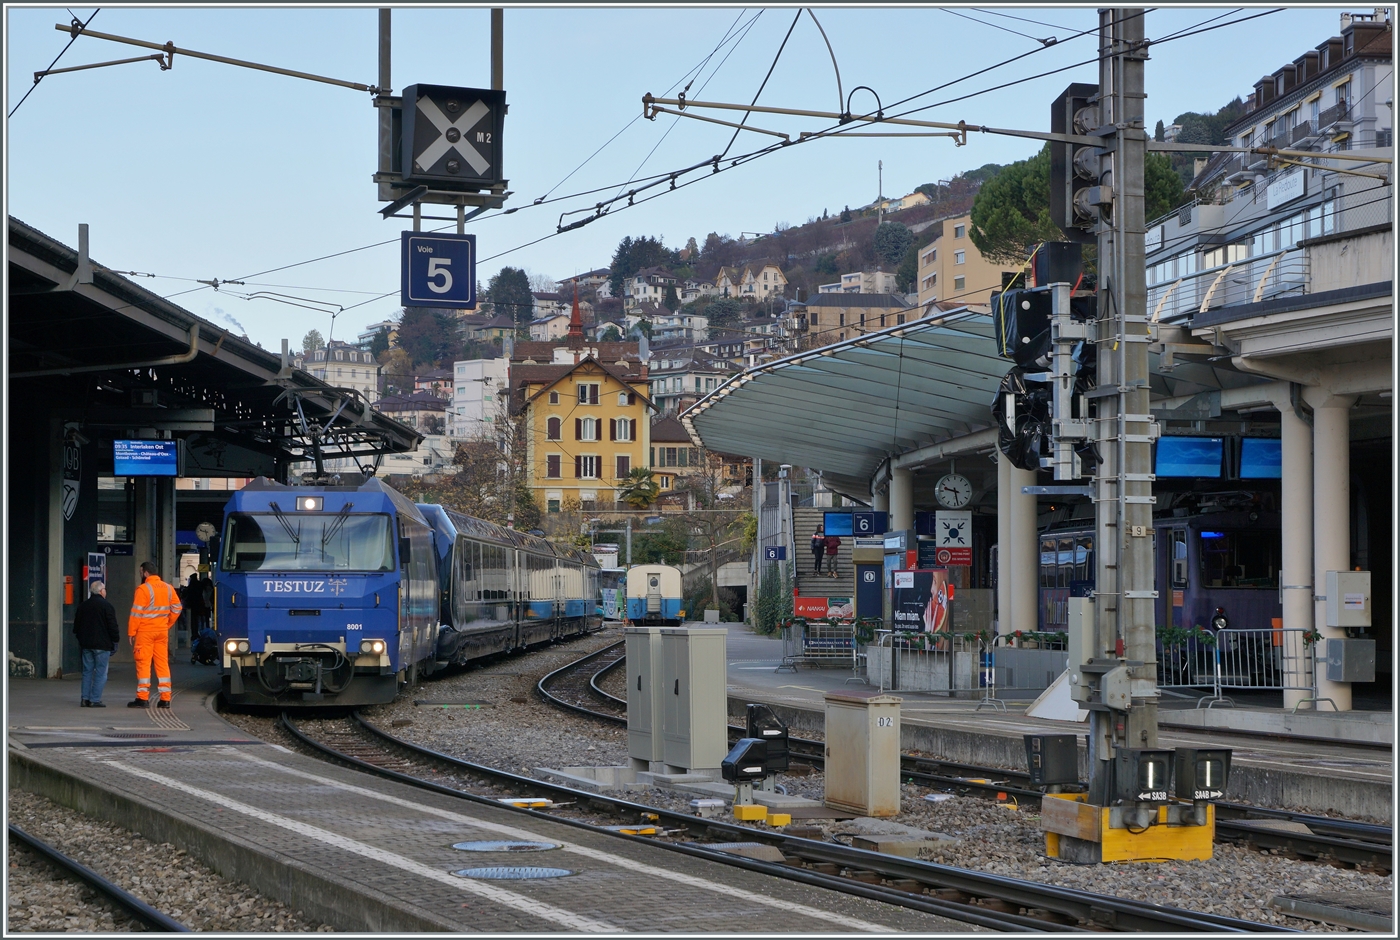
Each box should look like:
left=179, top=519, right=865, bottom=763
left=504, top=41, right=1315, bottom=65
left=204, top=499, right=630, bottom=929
left=228, top=476, right=429, bottom=528
left=431, top=506, right=599, bottom=567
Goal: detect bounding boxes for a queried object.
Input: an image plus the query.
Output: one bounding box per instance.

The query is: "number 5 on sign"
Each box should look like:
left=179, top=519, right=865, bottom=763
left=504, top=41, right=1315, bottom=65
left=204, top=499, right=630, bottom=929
left=401, top=232, right=476, bottom=309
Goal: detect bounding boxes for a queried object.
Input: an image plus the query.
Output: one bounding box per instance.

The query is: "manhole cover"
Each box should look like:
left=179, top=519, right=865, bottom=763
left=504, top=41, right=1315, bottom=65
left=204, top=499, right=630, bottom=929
left=452, top=841, right=559, bottom=852
left=101, top=732, right=166, bottom=739
left=454, top=867, right=574, bottom=880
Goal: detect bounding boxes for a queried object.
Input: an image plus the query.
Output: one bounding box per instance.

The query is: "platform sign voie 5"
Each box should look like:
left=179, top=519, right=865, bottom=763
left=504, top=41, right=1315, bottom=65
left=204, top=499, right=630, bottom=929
left=401, top=232, right=476, bottom=309
left=114, top=440, right=179, bottom=476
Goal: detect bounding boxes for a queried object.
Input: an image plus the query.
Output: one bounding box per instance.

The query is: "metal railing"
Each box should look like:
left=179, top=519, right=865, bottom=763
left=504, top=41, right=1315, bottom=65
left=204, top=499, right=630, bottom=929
left=1157, top=627, right=1329, bottom=710
left=778, top=620, right=857, bottom=672
left=870, top=632, right=984, bottom=696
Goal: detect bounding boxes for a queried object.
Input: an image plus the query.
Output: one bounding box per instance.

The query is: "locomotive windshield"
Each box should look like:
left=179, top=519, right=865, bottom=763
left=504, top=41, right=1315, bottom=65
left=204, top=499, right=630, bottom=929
left=222, top=511, right=395, bottom=572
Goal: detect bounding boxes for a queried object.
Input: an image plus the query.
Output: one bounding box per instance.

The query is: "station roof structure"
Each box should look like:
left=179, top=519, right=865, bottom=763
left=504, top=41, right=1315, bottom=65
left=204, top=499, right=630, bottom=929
left=681, top=311, right=1011, bottom=497
left=8, top=217, right=421, bottom=476
left=681, top=306, right=1270, bottom=499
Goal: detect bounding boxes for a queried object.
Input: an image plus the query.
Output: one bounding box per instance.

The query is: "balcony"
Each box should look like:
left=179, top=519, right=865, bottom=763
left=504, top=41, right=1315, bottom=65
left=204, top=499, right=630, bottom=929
left=1316, top=102, right=1351, bottom=132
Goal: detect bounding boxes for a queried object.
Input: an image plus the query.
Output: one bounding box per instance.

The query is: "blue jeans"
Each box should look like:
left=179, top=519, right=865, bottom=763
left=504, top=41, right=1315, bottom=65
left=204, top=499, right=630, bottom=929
left=80, top=648, right=112, bottom=704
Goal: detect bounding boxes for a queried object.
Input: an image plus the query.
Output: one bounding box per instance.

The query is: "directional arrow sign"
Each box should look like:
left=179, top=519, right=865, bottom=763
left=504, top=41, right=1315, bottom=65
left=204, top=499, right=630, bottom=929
left=401, top=232, right=476, bottom=309
left=401, top=84, right=506, bottom=188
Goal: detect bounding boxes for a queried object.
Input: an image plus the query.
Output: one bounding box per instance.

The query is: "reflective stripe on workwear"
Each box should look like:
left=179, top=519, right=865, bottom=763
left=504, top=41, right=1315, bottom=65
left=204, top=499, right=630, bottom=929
left=130, top=578, right=183, bottom=630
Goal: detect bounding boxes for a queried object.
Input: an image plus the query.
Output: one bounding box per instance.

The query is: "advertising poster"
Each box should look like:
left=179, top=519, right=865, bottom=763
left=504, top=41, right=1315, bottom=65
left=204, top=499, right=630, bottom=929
left=794, top=595, right=829, bottom=618
left=826, top=597, right=854, bottom=620
left=600, top=588, right=621, bottom=620
left=890, top=569, right=954, bottom=632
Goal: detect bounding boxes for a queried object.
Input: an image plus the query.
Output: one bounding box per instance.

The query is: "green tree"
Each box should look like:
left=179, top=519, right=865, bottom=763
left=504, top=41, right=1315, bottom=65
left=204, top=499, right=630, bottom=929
left=368, top=326, right=390, bottom=358
left=484, top=267, right=534, bottom=336
left=972, top=143, right=1187, bottom=263
left=616, top=467, right=661, bottom=509
left=702, top=297, right=743, bottom=329
left=813, top=253, right=839, bottom=277
left=301, top=329, right=325, bottom=355
left=661, top=284, right=680, bottom=311
left=839, top=206, right=852, bottom=223
left=873, top=222, right=915, bottom=269
left=969, top=145, right=1062, bottom=264
left=896, top=237, right=923, bottom=294
left=632, top=523, right=687, bottom=565
left=397, top=307, right=458, bottom=367
left=598, top=326, right=622, bottom=342
left=607, top=235, right=670, bottom=299
left=1154, top=119, right=1166, bottom=142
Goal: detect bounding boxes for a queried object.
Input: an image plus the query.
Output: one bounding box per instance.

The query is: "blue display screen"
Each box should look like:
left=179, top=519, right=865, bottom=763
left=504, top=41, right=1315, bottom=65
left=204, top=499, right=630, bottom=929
left=114, top=440, right=178, bottom=476
left=1155, top=436, right=1223, bottom=478
left=1239, top=437, right=1282, bottom=479
left=822, top=512, right=853, bottom=536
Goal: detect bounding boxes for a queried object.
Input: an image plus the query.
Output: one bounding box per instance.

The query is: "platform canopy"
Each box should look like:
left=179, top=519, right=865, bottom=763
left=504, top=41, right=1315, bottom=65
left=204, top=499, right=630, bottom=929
left=682, top=311, right=1011, bottom=496
left=683, top=304, right=1275, bottom=498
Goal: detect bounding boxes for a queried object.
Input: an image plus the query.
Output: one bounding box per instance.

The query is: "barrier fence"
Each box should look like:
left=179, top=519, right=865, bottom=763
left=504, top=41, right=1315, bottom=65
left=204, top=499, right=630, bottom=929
left=1157, top=626, right=1325, bottom=709
left=778, top=620, right=857, bottom=673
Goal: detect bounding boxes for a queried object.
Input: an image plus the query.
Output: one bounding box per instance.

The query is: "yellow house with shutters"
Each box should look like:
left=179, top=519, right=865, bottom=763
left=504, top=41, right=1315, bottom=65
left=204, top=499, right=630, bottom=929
left=514, top=355, right=654, bottom=513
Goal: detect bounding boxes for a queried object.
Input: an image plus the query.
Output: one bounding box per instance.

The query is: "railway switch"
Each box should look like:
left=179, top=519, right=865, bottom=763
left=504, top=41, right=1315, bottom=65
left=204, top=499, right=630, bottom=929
left=1023, top=733, right=1079, bottom=788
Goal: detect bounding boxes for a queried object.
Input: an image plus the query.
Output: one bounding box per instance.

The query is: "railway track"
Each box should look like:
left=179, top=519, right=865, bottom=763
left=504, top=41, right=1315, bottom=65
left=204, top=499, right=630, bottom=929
left=281, top=711, right=1287, bottom=933
left=7, top=824, right=192, bottom=933
left=537, top=643, right=1393, bottom=875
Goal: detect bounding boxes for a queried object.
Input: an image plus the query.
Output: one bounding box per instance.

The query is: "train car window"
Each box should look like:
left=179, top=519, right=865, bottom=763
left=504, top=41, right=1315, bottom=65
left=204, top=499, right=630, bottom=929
left=1057, top=538, right=1074, bottom=588
left=1171, top=531, right=1189, bottom=588
left=1198, top=529, right=1279, bottom=588
left=1039, top=539, right=1056, bottom=588
left=222, top=512, right=395, bottom=572
left=1075, top=536, right=1093, bottom=582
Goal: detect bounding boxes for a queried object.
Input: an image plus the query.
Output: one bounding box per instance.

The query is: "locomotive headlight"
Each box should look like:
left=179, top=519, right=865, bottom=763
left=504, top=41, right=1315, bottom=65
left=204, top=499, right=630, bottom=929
left=225, top=639, right=239, bottom=655
left=237, top=640, right=250, bottom=653
left=298, top=496, right=324, bottom=511
left=361, top=639, right=385, bottom=654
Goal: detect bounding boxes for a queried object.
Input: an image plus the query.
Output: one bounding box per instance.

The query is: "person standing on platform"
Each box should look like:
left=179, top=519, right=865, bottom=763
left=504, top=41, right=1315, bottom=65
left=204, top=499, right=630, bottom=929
left=182, top=573, right=207, bottom=636
left=128, top=561, right=182, bottom=709
left=73, top=581, right=119, bottom=707
left=197, top=573, right=215, bottom=631
left=824, top=532, right=842, bottom=579
left=811, top=527, right=826, bottom=574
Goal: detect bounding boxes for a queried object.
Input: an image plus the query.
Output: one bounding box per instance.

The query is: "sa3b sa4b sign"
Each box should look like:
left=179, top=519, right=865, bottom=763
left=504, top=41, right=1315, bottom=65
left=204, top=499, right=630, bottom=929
left=401, top=232, right=476, bottom=309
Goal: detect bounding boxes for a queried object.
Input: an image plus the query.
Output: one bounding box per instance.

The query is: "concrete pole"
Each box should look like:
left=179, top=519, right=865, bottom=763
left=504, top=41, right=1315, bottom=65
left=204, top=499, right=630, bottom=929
left=889, top=467, right=914, bottom=532
left=46, top=417, right=65, bottom=677
left=872, top=488, right=889, bottom=513
left=997, top=451, right=1039, bottom=635
left=490, top=9, right=504, bottom=91
left=1306, top=389, right=1356, bottom=711
left=1274, top=388, right=1314, bottom=710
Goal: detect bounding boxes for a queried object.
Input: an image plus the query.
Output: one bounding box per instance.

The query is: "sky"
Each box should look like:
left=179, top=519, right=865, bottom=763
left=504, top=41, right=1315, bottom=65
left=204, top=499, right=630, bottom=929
left=5, top=4, right=1355, bottom=350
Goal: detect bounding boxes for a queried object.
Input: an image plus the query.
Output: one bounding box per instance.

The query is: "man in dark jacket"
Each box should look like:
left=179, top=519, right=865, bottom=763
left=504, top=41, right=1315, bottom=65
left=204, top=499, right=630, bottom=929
left=73, top=581, right=120, bottom=707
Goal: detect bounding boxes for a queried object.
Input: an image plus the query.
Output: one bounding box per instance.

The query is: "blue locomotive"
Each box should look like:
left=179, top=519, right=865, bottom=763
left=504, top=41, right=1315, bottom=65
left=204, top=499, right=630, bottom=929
left=214, top=477, right=599, bottom=707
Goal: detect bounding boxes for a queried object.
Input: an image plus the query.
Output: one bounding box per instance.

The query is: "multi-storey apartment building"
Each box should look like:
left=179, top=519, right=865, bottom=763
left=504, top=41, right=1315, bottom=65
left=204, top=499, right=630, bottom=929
left=647, top=346, right=738, bottom=415
left=450, top=356, right=509, bottom=441
left=915, top=213, right=1022, bottom=310
left=818, top=270, right=899, bottom=294
left=509, top=306, right=654, bottom=512
left=298, top=341, right=382, bottom=404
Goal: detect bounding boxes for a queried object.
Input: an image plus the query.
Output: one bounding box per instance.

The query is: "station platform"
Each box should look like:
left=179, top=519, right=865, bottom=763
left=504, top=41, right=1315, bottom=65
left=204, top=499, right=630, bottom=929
left=7, top=660, right=964, bottom=933
left=720, top=625, right=1393, bottom=822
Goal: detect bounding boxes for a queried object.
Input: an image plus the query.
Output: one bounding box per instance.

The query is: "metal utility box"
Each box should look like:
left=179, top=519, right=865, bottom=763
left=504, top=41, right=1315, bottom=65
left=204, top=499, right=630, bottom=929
left=1325, top=638, right=1376, bottom=683
left=1025, top=733, right=1079, bottom=786
left=823, top=690, right=902, bottom=817
left=1325, top=570, right=1371, bottom=627
left=625, top=627, right=665, bottom=767
left=660, top=628, right=728, bottom=772
left=1066, top=597, right=1094, bottom=703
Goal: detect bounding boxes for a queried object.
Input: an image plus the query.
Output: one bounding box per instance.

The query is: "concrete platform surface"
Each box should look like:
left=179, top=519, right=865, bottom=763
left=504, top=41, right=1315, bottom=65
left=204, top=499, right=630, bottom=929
left=8, top=660, right=964, bottom=933
left=720, top=624, right=1393, bottom=822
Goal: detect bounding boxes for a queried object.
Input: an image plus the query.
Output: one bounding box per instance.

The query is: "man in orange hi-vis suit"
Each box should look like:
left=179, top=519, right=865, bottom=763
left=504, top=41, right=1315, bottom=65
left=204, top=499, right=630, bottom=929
left=128, top=561, right=182, bottom=709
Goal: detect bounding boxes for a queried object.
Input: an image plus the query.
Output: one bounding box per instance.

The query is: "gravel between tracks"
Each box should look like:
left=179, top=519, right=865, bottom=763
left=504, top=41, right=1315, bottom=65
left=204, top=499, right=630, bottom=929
left=6, top=789, right=332, bottom=932
left=352, top=625, right=1388, bottom=931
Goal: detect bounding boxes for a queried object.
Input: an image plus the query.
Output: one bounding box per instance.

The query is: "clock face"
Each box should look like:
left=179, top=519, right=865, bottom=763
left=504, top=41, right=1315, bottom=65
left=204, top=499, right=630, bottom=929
left=935, top=474, right=973, bottom=509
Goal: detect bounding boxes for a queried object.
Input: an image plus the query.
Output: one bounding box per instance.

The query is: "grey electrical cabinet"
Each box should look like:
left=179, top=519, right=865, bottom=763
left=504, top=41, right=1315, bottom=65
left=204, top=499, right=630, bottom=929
left=823, top=689, right=902, bottom=817
left=1325, top=570, right=1372, bottom=628
left=660, top=627, right=728, bottom=773
left=625, top=627, right=665, bottom=768
left=1325, top=638, right=1376, bottom=683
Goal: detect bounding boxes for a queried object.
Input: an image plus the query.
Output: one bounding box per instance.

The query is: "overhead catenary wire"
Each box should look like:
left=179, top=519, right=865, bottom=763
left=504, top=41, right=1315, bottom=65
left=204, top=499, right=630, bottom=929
left=9, top=8, right=100, bottom=118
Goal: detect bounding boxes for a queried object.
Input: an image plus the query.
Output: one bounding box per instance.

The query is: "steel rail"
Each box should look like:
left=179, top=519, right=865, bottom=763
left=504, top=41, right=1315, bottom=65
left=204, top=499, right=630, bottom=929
left=539, top=647, right=1391, bottom=870
left=534, top=639, right=627, bottom=720
left=7, top=824, right=193, bottom=932
left=281, top=712, right=1283, bottom=932
left=278, top=715, right=1049, bottom=932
